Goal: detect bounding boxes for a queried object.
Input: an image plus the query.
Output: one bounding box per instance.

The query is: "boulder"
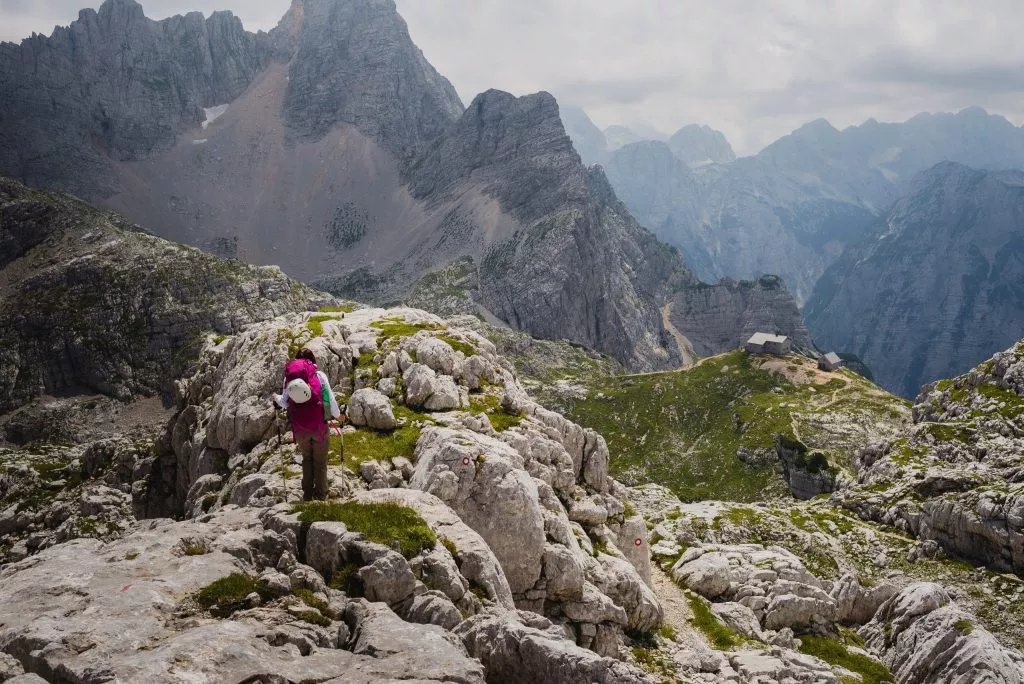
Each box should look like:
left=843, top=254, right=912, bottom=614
left=671, top=552, right=731, bottom=599
left=402, top=590, right=463, bottom=630
left=763, top=593, right=836, bottom=631
left=347, top=389, right=398, bottom=430
left=455, top=613, right=656, bottom=684
left=542, top=544, right=585, bottom=600
left=345, top=599, right=485, bottom=683
left=831, top=574, right=898, bottom=625
left=591, top=554, right=663, bottom=633
left=354, top=489, right=515, bottom=609
left=358, top=551, right=417, bottom=607
left=416, top=338, right=458, bottom=376
left=409, top=428, right=545, bottom=595
left=457, top=355, right=493, bottom=391
left=712, top=602, right=765, bottom=641
left=404, top=364, right=462, bottom=411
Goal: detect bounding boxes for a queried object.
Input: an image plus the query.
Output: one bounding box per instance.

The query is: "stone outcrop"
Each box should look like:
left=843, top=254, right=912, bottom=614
left=839, top=340, right=1024, bottom=574
left=0, top=302, right=665, bottom=681
left=861, top=583, right=1024, bottom=684
left=145, top=306, right=661, bottom=671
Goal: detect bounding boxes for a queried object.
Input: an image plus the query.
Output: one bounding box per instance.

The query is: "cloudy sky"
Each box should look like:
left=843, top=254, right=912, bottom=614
left=4, top=0, right=1024, bottom=154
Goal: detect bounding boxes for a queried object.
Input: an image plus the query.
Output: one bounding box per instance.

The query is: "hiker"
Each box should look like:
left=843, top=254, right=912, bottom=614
left=273, top=348, right=343, bottom=501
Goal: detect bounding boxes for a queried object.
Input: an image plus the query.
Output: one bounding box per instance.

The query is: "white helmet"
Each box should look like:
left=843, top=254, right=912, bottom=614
left=286, top=378, right=312, bottom=404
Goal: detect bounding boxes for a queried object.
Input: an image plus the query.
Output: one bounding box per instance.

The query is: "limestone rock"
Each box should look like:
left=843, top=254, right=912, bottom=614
left=345, top=599, right=485, bottom=683
left=861, top=583, right=1024, bottom=684
left=347, top=389, right=398, bottom=431
left=455, top=612, right=657, bottom=684
left=404, top=364, right=461, bottom=411
left=671, top=552, right=731, bottom=599
left=409, top=428, right=545, bottom=595
left=416, top=338, right=459, bottom=375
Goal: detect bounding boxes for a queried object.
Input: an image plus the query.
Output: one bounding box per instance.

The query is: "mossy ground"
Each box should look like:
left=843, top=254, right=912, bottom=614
left=798, top=635, right=894, bottom=684
left=685, top=592, right=743, bottom=650
left=197, top=574, right=273, bottom=617
left=293, top=501, right=436, bottom=559
left=469, top=392, right=522, bottom=432
left=370, top=319, right=446, bottom=343
left=564, top=351, right=908, bottom=502
left=333, top=425, right=422, bottom=469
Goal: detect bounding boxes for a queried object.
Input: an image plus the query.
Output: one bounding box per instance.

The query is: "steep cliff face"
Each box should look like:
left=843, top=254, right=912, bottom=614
left=0, top=177, right=328, bottom=413
left=668, top=276, right=813, bottom=359
left=401, top=91, right=690, bottom=370
left=805, top=162, right=1024, bottom=397
left=271, top=0, right=463, bottom=156
left=0, top=0, right=266, bottom=197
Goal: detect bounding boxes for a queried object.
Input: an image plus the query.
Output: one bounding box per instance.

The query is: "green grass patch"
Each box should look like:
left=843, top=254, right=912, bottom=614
left=441, top=537, right=459, bottom=558
left=563, top=350, right=906, bottom=502
left=295, top=610, right=332, bottom=627
left=197, top=574, right=273, bottom=617
left=371, top=319, right=446, bottom=343
left=686, top=593, right=742, bottom=650
left=342, top=425, right=422, bottom=468
left=293, top=588, right=334, bottom=618
left=293, top=501, right=436, bottom=559
left=181, top=541, right=207, bottom=556
left=306, top=314, right=337, bottom=338
left=438, top=335, right=477, bottom=358
left=328, top=561, right=364, bottom=596
left=660, top=624, right=678, bottom=641
left=320, top=304, right=355, bottom=314
left=470, top=393, right=522, bottom=432
left=631, top=645, right=680, bottom=682
left=125, top=551, right=140, bottom=561
left=592, top=537, right=612, bottom=557
left=953, top=619, right=974, bottom=635
left=799, top=635, right=894, bottom=684
left=924, top=422, right=974, bottom=444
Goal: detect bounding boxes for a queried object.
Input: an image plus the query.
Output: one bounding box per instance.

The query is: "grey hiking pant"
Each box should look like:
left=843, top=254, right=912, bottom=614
left=295, top=430, right=329, bottom=501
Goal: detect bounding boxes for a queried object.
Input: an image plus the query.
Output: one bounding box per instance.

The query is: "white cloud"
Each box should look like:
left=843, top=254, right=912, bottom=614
left=4, top=0, right=1024, bottom=154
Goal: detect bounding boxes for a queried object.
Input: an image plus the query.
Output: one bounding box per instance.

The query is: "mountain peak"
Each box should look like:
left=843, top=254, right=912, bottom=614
left=668, top=123, right=736, bottom=167
left=277, top=0, right=463, bottom=153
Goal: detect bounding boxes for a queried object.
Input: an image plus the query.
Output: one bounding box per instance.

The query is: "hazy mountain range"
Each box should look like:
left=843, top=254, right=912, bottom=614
left=805, top=162, right=1024, bottom=397
left=0, top=0, right=810, bottom=373
left=565, top=106, right=1024, bottom=299
left=564, top=105, right=1024, bottom=394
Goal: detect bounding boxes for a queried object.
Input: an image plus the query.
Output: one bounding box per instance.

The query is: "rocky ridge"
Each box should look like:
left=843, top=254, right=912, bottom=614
left=0, top=306, right=671, bottom=682
left=631, top=485, right=1024, bottom=683
left=588, top=106, right=1024, bottom=304
left=838, top=340, right=1024, bottom=578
